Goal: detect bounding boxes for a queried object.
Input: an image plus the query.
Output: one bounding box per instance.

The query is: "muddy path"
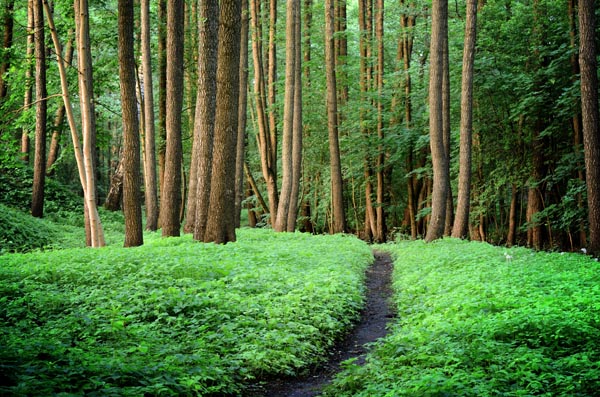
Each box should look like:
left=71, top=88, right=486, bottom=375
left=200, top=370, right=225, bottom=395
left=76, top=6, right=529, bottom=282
left=248, top=251, right=395, bottom=397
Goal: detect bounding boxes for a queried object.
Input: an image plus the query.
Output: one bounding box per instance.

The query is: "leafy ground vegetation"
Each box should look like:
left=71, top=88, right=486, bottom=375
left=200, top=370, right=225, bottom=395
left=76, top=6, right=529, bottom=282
left=325, top=239, right=600, bottom=396
left=0, top=229, right=373, bottom=396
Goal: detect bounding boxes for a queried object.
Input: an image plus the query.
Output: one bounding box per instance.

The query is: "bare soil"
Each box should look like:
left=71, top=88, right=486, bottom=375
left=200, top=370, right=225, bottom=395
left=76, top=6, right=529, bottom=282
left=246, top=251, right=395, bottom=397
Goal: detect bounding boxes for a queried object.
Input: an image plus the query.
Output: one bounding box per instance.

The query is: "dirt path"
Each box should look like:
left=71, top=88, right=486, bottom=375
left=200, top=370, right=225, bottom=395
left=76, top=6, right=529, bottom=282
left=248, top=251, right=395, bottom=397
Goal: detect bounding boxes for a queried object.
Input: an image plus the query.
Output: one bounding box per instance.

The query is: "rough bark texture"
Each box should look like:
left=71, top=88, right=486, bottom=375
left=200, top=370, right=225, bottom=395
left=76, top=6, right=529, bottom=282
left=159, top=0, right=184, bottom=237
left=185, top=0, right=218, bottom=238
left=0, top=0, right=14, bottom=100
left=118, top=0, right=143, bottom=247
left=424, top=0, right=449, bottom=242
left=325, top=0, right=346, bottom=234
left=140, top=0, right=158, bottom=231
left=21, top=0, right=33, bottom=162
left=579, top=0, right=600, bottom=254
left=451, top=0, right=477, bottom=239
left=204, top=0, right=241, bottom=244
left=31, top=0, right=46, bottom=218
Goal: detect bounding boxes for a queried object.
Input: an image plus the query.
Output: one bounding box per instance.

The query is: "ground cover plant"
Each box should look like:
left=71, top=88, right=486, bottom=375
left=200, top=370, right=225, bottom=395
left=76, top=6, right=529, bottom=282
left=325, top=239, right=600, bottom=396
left=0, top=229, right=373, bottom=396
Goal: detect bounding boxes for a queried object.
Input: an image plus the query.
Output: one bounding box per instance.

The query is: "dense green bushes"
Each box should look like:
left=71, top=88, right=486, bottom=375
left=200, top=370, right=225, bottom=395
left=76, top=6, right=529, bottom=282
left=326, top=239, right=600, bottom=396
left=0, top=229, right=372, bottom=396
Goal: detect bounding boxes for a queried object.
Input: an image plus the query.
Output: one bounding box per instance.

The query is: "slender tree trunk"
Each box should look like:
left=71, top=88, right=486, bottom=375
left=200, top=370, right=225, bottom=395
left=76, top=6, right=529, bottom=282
left=157, top=0, right=167, bottom=202
left=140, top=0, right=158, bottom=231
left=325, top=0, right=346, bottom=233
left=424, top=0, right=449, bottom=242
left=21, top=0, right=34, bottom=163
left=118, top=0, right=143, bottom=247
left=31, top=0, right=46, bottom=218
left=442, top=32, right=453, bottom=236
left=204, top=0, right=242, bottom=244
left=579, top=0, right=600, bottom=254
left=274, top=0, right=299, bottom=232
left=189, top=0, right=219, bottom=240
left=235, top=0, right=250, bottom=229
left=374, top=0, right=385, bottom=242
left=159, top=0, right=184, bottom=237
left=46, top=36, right=74, bottom=173
left=452, top=0, right=477, bottom=239
left=506, top=183, right=518, bottom=246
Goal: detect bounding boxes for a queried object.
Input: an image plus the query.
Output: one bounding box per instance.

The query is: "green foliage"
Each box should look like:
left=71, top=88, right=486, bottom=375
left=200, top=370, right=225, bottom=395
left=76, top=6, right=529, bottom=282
left=325, top=239, right=600, bottom=396
left=0, top=204, right=56, bottom=254
left=0, top=229, right=373, bottom=395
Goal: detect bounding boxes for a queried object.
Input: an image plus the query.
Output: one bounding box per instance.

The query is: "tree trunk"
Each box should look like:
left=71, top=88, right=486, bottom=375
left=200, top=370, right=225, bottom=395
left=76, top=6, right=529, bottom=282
left=31, top=0, right=46, bottom=218
left=451, top=0, right=477, bottom=239
left=118, top=0, right=143, bottom=247
left=140, top=0, right=158, bottom=231
left=104, top=157, right=123, bottom=211
left=189, top=0, right=219, bottom=240
left=374, top=0, right=385, bottom=242
left=274, top=0, right=299, bottom=232
left=21, top=0, right=34, bottom=163
left=235, top=0, right=249, bottom=229
left=159, top=0, right=184, bottom=237
left=157, top=0, right=167, bottom=202
left=579, top=0, right=600, bottom=254
left=325, top=0, right=346, bottom=233
left=204, top=0, right=242, bottom=244
left=424, top=0, right=449, bottom=242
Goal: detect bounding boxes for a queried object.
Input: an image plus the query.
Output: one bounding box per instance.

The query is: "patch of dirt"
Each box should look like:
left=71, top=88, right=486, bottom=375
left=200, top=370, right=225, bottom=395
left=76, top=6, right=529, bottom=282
left=247, top=251, right=395, bottom=397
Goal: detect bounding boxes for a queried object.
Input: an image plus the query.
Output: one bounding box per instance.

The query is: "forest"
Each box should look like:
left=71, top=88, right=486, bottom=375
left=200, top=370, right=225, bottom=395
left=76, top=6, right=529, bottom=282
left=0, top=0, right=598, bottom=252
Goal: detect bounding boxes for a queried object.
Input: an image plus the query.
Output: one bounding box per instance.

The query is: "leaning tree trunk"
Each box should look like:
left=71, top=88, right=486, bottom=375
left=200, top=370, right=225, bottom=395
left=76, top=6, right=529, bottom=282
left=31, top=0, right=46, bottom=219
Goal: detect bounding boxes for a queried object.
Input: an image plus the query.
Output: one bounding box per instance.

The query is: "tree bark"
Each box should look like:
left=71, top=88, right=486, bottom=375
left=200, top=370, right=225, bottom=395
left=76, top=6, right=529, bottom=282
left=31, top=0, right=46, bottom=218
left=204, top=0, right=242, bottom=244
left=374, top=0, right=385, bottom=242
left=21, top=0, right=34, bottom=163
left=157, top=0, right=167, bottom=203
left=189, top=0, right=218, bottom=240
left=140, top=0, right=158, bottom=231
left=579, top=0, right=600, bottom=254
left=424, top=0, right=449, bottom=242
left=451, top=0, right=477, bottom=239
left=159, top=0, right=184, bottom=237
left=118, top=0, right=143, bottom=247
left=0, top=0, right=14, bottom=100
left=325, top=0, right=346, bottom=233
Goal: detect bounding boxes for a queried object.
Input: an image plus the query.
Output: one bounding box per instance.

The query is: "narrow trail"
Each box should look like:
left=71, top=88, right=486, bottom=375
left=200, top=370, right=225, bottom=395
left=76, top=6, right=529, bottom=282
left=249, top=251, right=395, bottom=397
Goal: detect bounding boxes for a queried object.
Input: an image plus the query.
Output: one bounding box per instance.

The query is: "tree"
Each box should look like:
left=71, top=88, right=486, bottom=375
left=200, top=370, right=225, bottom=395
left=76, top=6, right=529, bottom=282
left=140, top=0, right=158, bottom=231
left=118, top=0, right=143, bottom=247
left=0, top=0, right=14, bottom=100
left=203, top=0, right=242, bottom=243
left=159, top=0, right=184, bottom=237
left=579, top=0, right=600, bottom=254
left=451, top=0, right=477, bottom=239
left=31, top=0, right=46, bottom=218
left=274, top=0, right=300, bottom=232
left=325, top=0, right=346, bottom=233
left=424, top=0, right=449, bottom=242
left=188, top=0, right=218, bottom=240
left=21, top=0, right=34, bottom=163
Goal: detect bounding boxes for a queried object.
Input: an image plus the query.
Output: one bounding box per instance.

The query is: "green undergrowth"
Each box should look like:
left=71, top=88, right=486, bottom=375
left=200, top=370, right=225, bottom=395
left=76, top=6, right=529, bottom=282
left=326, top=239, right=600, bottom=397
left=0, top=229, right=373, bottom=396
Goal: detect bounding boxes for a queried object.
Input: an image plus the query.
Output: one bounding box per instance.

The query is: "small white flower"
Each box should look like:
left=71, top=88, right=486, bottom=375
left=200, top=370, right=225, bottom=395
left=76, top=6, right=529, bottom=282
left=503, top=252, right=513, bottom=261
left=581, top=248, right=588, bottom=254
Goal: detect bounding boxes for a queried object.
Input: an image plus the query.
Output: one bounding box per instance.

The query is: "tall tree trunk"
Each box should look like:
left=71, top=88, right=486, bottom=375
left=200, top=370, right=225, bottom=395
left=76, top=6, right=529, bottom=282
left=157, top=0, right=167, bottom=202
left=140, top=0, right=158, bottom=231
left=287, top=3, right=303, bottom=232
left=506, top=183, right=518, bottom=246
left=235, top=0, right=250, bottom=229
left=189, top=0, right=218, bottom=240
left=118, top=0, right=143, bottom=247
left=424, top=0, right=449, bottom=242
left=374, top=0, right=385, bottom=242
left=31, top=0, right=46, bottom=218
left=159, top=0, right=184, bottom=237
left=274, top=0, right=299, bottom=232
left=579, top=0, right=600, bottom=254
left=21, top=0, right=34, bottom=163
left=325, top=0, right=346, bottom=233
left=451, top=0, right=477, bottom=238
left=250, top=0, right=277, bottom=222
left=442, top=32, right=453, bottom=236
left=0, top=0, right=14, bottom=100
left=184, top=0, right=219, bottom=235
left=43, top=0, right=105, bottom=246
left=204, top=0, right=242, bottom=244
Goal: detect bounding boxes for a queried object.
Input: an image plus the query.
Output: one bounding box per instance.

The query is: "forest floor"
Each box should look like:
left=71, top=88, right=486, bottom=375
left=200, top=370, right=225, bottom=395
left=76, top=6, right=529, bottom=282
left=248, top=251, right=395, bottom=397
